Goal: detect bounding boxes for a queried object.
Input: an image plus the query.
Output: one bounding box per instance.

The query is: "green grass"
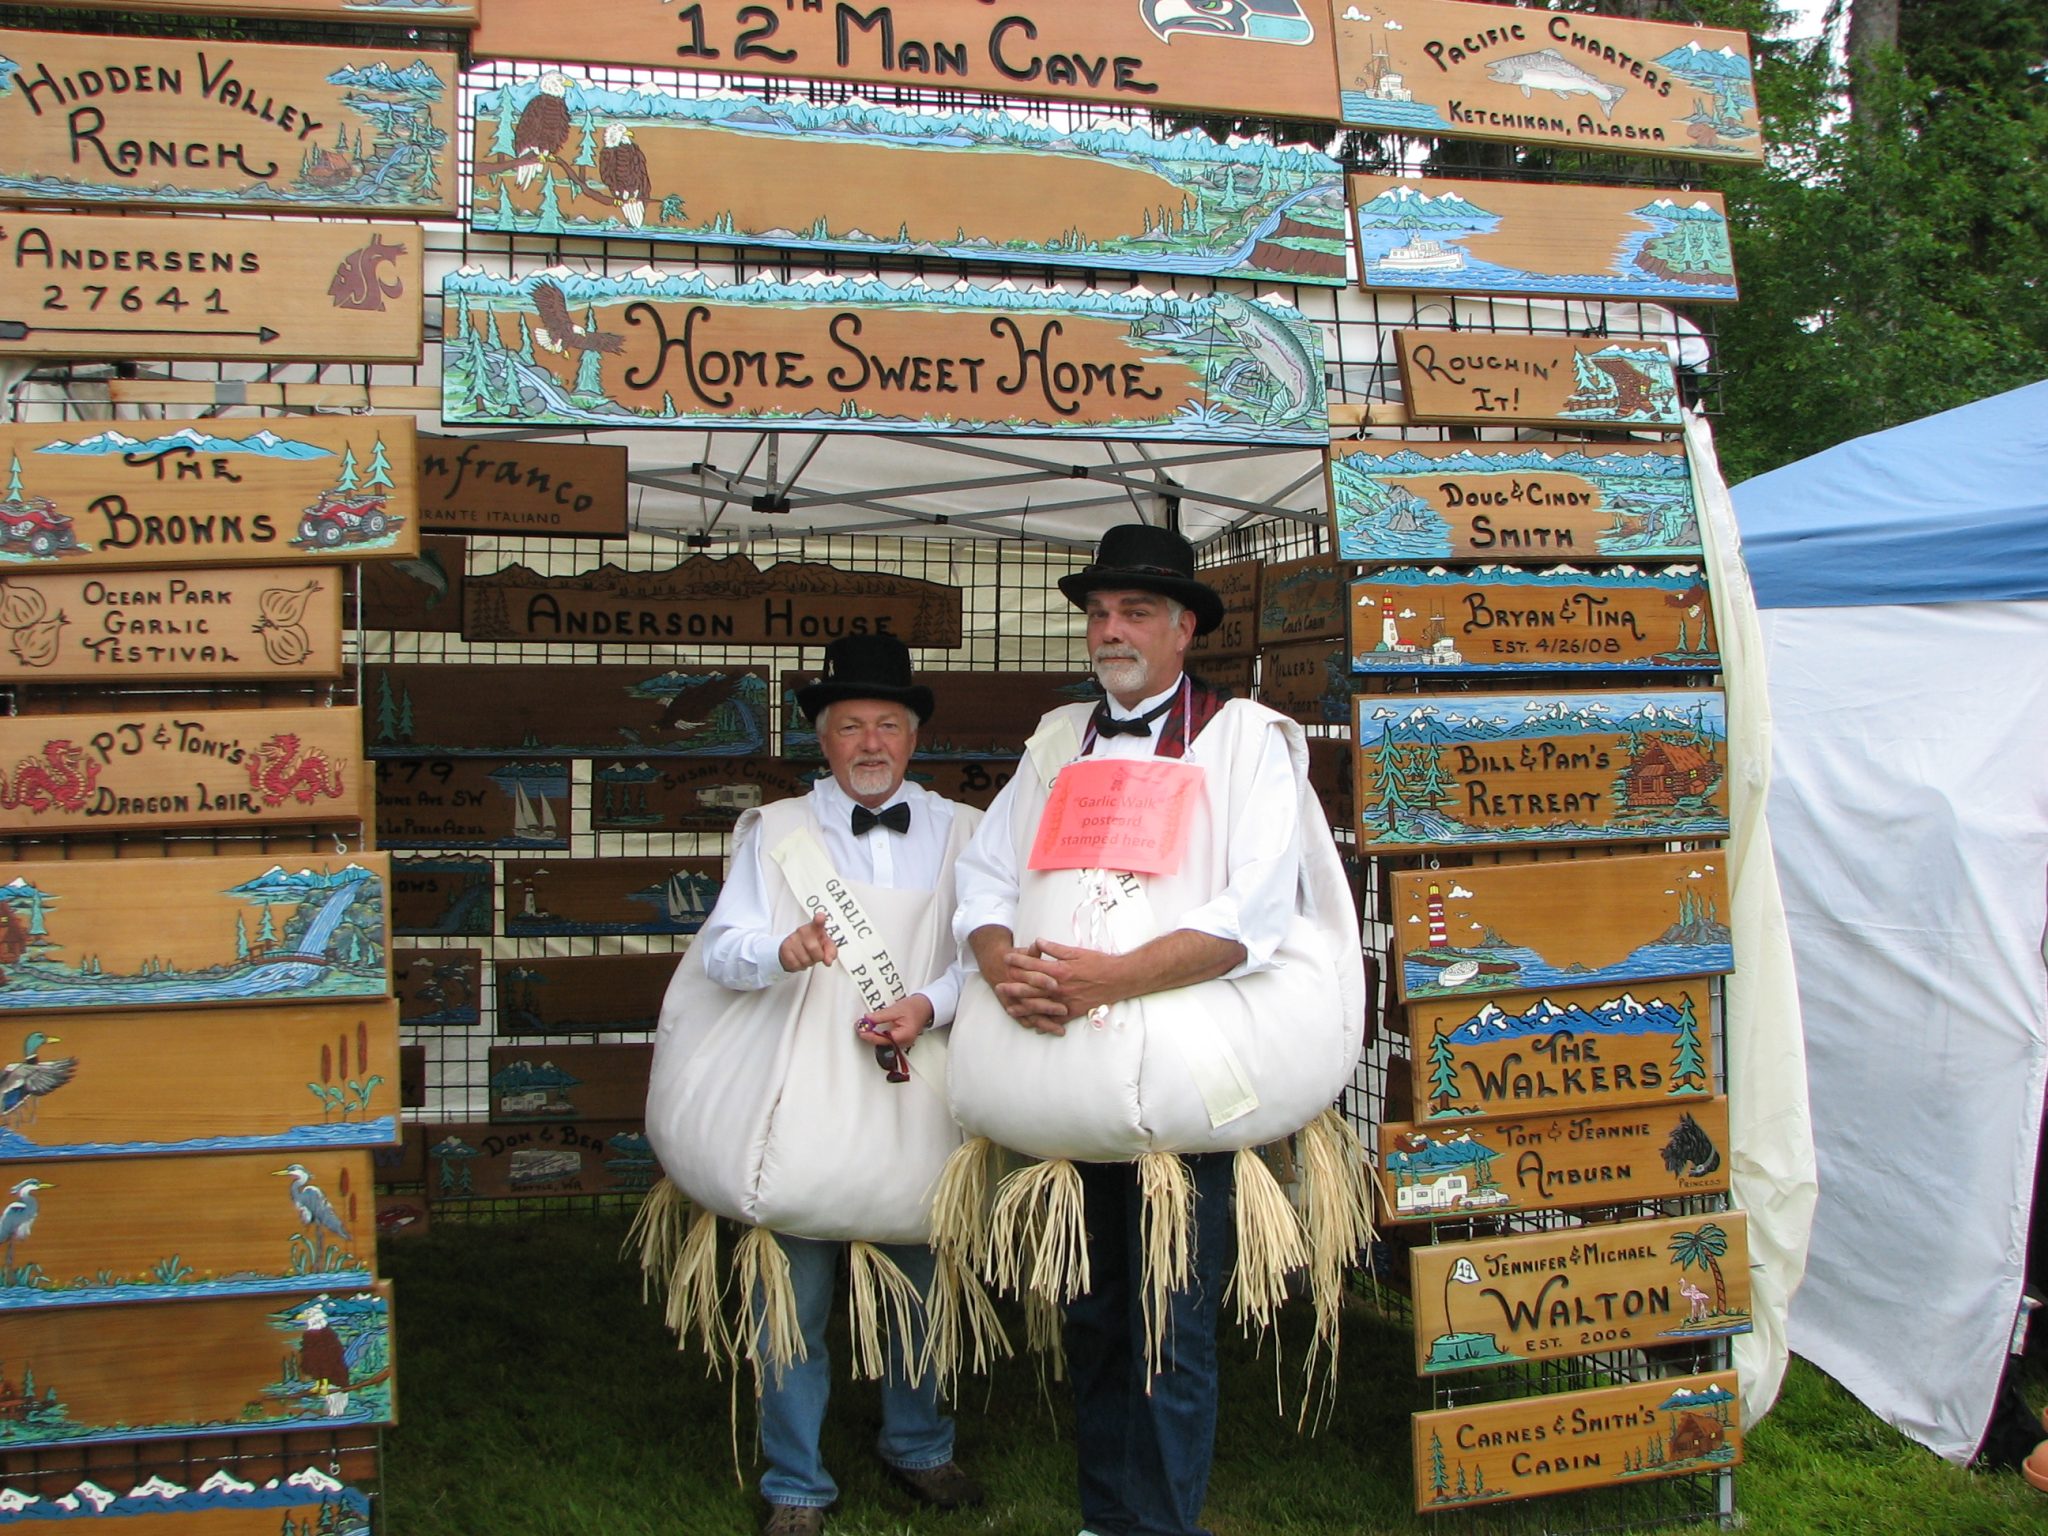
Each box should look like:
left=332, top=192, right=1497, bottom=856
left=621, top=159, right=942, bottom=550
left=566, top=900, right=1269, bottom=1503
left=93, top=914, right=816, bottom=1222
left=383, top=1215, right=2047, bottom=1535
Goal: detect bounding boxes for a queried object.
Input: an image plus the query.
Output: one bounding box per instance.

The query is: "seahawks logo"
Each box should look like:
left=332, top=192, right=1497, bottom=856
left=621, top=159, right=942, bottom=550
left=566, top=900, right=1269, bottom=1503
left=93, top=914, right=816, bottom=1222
left=1140, top=0, right=1317, bottom=47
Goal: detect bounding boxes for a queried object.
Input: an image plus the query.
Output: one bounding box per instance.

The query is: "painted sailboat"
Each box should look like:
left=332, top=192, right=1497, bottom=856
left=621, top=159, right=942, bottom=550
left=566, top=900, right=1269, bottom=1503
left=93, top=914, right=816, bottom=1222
left=512, top=781, right=558, bottom=841
left=666, top=874, right=707, bottom=924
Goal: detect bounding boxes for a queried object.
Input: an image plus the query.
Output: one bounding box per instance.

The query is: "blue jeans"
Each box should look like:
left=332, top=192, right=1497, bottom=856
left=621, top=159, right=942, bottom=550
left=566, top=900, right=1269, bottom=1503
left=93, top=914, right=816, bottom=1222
left=755, top=1234, right=954, bottom=1509
left=1066, top=1153, right=1236, bottom=1536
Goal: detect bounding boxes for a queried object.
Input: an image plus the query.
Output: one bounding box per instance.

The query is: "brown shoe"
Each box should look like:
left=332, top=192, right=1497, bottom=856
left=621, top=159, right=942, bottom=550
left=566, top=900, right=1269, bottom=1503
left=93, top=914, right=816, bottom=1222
left=762, top=1504, right=826, bottom=1536
left=888, top=1460, right=986, bottom=1510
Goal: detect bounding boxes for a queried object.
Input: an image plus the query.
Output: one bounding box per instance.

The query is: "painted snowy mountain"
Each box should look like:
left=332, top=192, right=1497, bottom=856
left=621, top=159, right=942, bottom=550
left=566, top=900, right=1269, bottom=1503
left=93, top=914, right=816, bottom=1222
left=1352, top=185, right=1493, bottom=226
left=490, top=1060, right=583, bottom=1092
left=1633, top=198, right=1727, bottom=223
left=38, top=427, right=332, bottom=459
left=326, top=59, right=446, bottom=97
left=1656, top=42, right=1753, bottom=82
left=1445, top=992, right=1687, bottom=1043
left=227, top=863, right=380, bottom=899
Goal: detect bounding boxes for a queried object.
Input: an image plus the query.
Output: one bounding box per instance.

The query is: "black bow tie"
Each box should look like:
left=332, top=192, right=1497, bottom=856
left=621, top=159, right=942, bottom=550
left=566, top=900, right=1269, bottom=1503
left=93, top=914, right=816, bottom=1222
left=1093, top=697, right=1175, bottom=738
left=851, top=802, right=911, bottom=836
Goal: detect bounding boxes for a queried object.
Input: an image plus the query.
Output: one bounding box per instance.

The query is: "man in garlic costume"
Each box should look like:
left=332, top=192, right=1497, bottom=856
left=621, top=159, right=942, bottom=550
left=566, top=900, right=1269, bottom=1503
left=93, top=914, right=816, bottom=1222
left=644, top=634, right=984, bottom=1536
left=949, top=525, right=1364, bottom=1536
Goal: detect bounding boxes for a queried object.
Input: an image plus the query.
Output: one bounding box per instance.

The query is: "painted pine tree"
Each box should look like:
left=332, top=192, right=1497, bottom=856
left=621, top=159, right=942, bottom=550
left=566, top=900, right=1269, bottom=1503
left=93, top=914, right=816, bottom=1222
left=4, top=454, right=22, bottom=502
left=1668, top=995, right=1708, bottom=1092
left=1428, top=1027, right=1461, bottom=1111
left=364, top=438, right=394, bottom=491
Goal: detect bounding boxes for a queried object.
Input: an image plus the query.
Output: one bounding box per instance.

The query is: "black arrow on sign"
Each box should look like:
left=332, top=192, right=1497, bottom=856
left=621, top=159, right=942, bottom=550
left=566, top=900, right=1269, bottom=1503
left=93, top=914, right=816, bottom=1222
left=0, top=320, right=281, bottom=344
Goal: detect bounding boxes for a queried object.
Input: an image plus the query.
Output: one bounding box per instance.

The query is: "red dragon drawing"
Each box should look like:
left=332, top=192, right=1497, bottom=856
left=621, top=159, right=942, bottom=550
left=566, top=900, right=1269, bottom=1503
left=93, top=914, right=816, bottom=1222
left=0, top=740, right=100, bottom=813
left=246, top=733, right=347, bottom=806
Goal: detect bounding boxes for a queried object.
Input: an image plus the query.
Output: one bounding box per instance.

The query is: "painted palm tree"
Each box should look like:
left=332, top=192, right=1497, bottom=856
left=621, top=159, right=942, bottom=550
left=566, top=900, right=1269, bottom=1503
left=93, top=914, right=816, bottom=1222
left=0, top=1177, right=51, bottom=1273
left=0, top=1032, right=78, bottom=1124
left=1668, top=1221, right=1731, bottom=1314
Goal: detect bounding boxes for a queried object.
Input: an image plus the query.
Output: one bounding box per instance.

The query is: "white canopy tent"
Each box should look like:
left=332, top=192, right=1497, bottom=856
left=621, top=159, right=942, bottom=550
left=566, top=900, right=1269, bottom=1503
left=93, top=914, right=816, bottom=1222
left=1732, top=379, right=2048, bottom=1462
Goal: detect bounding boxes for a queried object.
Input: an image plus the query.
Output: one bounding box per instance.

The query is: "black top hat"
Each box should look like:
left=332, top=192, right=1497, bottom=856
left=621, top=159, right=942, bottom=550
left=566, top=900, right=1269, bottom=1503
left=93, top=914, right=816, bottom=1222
left=793, top=634, right=935, bottom=724
left=1056, top=523, right=1225, bottom=636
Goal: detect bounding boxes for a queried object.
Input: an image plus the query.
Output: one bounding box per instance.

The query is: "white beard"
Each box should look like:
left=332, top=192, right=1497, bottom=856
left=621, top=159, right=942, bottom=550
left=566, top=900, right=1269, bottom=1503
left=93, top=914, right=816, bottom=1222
left=847, top=763, right=897, bottom=800
left=1093, top=654, right=1149, bottom=697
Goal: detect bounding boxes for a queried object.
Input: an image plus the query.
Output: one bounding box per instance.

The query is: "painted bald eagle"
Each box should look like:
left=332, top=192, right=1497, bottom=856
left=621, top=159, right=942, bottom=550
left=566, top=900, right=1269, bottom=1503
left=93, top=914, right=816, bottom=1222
left=297, top=1302, right=352, bottom=1416
left=598, top=124, right=652, bottom=231
left=512, top=72, right=574, bottom=190
left=1140, top=0, right=1315, bottom=46
left=531, top=282, right=624, bottom=357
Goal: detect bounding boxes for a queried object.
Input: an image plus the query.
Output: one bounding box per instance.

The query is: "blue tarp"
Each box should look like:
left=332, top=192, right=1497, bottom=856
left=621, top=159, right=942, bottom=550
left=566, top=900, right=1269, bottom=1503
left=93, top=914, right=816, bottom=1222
left=1732, top=379, right=2048, bottom=610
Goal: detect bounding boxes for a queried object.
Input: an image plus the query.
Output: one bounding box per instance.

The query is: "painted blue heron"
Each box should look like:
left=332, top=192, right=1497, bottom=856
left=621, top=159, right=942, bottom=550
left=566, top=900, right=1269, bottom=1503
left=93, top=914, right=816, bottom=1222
left=0, top=1177, right=51, bottom=1273
left=0, top=1032, right=77, bottom=1124
left=274, top=1163, right=351, bottom=1243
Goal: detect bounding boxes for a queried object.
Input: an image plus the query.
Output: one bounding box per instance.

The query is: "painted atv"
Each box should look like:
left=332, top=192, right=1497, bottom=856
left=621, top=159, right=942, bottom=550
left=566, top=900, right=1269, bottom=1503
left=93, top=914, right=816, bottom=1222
left=297, top=490, right=392, bottom=547
left=0, top=496, right=80, bottom=557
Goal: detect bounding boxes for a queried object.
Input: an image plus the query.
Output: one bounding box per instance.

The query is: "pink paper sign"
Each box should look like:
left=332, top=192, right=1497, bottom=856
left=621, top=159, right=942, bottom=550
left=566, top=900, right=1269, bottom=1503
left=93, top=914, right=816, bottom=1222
left=1027, top=758, right=1204, bottom=876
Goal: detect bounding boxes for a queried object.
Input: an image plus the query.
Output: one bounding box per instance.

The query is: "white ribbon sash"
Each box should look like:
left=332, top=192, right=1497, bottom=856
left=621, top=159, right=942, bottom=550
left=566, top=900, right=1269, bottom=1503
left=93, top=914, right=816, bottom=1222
left=768, top=828, right=906, bottom=1015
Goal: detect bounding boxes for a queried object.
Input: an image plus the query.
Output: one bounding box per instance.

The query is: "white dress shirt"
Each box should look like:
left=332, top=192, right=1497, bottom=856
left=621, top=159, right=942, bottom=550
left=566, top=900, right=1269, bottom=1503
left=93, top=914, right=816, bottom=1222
left=952, top=676, right=1303, bottom=975
left=697, top=776, right=967, bottom=1023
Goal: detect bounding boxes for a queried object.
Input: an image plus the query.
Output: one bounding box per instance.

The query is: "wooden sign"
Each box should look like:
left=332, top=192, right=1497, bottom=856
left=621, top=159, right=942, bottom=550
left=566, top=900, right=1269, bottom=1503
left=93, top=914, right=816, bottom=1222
left=468, top=83, right=1346, bottom=289
left=1415, top=1371, right=1742, bottom=1511
left=473, top=0, right=1342, bottom=122
left=1350, top=566, right=1717, bottom=674
left=1393, top=332, right=1683, bottom=433
left=0, top=1149, right=376, bottom=1313
left=1257, top=553, right=1346, bottom=646
left=0, top=705, right=366, bottom=836
left=493, top=953, right=676, bottom=1036
left=0, top=29, right=458, bottom=215
left=1351, top=177, right=1736, bottom=305
left=783, top=671, right=1093, bottom=760
left=1354, top=689, right=1730, bottom=852
left=418, top=435, right=626, bottom=539
left=465, top=554, right=965, bottom=647
left=391, top=856, right=492, bottom=937
left=489, top=1042, right=653, bottom=1123
left=1306, top=735, right=1353, bottom=830
left=0, top=564, right=344, bottom=683
left=1, top=214, right=424, bottom=364
left=1392, top=852, right=1732, bottom=1004
left=593, top=755, right=807, bottom=832
left=396, top=947, right=481, bottom=1027
left=1412, top=1214, right=1752, bottom=1375
left=441, top=271, right=1326, bottom=446
left=1335, top=0, right=1761, bottom=163
left=399, top=1041, right=426, bottom=1107
left=1182, top=560, right=1262, bottom=662
left=374, top=759, right=570, bottom=851
left=1381, top=1097, right=1729, bottom=1222
left=1409, top=980, right=1715, bottom=1124
left=428, top=1119, right=654, bottom=1200
left=0, top=416, right=419, bottom=573
left=52, top=0, right=478, bottom=24
left=358, top=533, right=463, bottom=633
left=379, top=1192, right=430, bottom=1239
left=368, top=663, right=770, bottom=758
left=373, top=1122, right=426, bottom=1184
left=1328, top=440, right=1699, bottom=563
left=1256, top=640, right=1354, bottom=728
left=0, top=1443, right=380, bottom=1530
left=504, top=856, right=722, bottom=938
left=0, top=1000, right=397, bottom=1162
left=0, top=1283, right=393, bottom=1449
left=0, top=852, right=390, bottom=1013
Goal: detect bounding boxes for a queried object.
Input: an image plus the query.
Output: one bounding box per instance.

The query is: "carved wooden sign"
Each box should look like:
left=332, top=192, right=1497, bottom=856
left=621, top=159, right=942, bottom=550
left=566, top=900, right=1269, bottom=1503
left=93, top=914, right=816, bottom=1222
left=0, top=29, right=458, bottom=215
left=472, top=0, right=1342, bottom=121
left=0, top=704, right=365, bottom=836
left=1352, top=176, right=1736, bottom=305
left=783, top=671, right=1093, bottom=760
left=428, top=1119, right=655, bottom=1200
left=1182, top=560, right=1262, bottom=662
left=400, top=1041, right=426, bottom=1107
left=1350, top=566, right=1717, bottom=674
left=489, top=1042, right=653, bottom=1124
left=375, top=1121, right=426, bottom=1184
left=1255, top=639, right=1355, bottom=727
left=0, top=416, right=419, bottom=572
left=0, top=1149, right=376, bottom=1312
left=1306, top=735, right=1353, bottom=830
left=418, top=435, right=627, bottom=538
left=1, top=213, right=424, bottom=364
left=1257, top=552, right=1346, bottom=646
left=466, top=555, right=965, bottom=647
left=1380, top=1097, right=1730, bottom=1223
left=1393, top=332, right=1683, bottom=432
left=493, top=953, right=676, bottom=1036
left=358, top=533, right=463, bottom=633
left=0, top=564, right=345, bottom=683
left=1335, top=0, right=1761, bottom=163
left=375, top=758, right=570, bottom=850
left=1354, top=688, right=1730, bottom=852
left=505, top=855, right=723, bottom=938
left=391, top=856, right=492, bottom=937
left=591, top=755, right=1016, bottom=829
left=468, top=81, right=1346, bottom=288
left=368, top=663, right=770, bottom=758
left=1408, top=980, right=1715, bottom=1124
left=1195, top=655, right=1255, bottom=699
left=0, top=1000, right=397, bottom=1162
left=0, top=1444, right=381, bottom=1530
left=1412, top=1213, right=1752, bottom=1375
left=1328, top=440, right=1700, bottom=564
left=0, top=1283, right=394, bottom=1449
left=395, top=946, right=482, bottom=1027
left=441, top=271, right=1326, bottom=446
left=0, top=852, right=390, bottom=1012
left=1392, top=852, right=1733, bottom=1004
left=1414, top=1370, right=1742, bottom=1512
